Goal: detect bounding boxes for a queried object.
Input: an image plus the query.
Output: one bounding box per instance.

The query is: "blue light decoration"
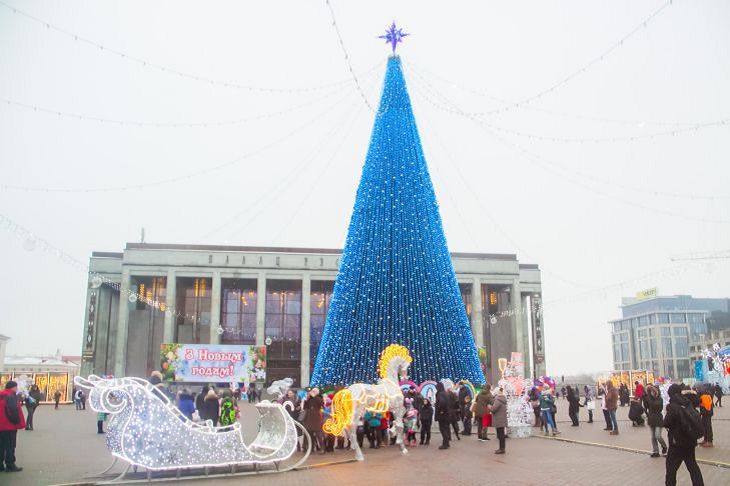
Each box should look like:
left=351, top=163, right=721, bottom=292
left=311, top=30, right=485, bottom=386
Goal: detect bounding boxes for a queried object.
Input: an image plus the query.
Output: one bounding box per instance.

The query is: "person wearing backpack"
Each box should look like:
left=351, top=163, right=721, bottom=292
left=663, top=383, right=704, bottom=486
left=698, top=386, right=714, bottom=448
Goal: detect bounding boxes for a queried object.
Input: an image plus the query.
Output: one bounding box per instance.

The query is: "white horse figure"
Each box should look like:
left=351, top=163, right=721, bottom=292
left=322, top=344, right=412, bottom=461
left=74, top=375, right=303, bottom=471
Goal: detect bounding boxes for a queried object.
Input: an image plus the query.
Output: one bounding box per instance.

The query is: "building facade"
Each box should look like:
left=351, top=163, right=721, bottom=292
left=1, top=355, right=80, bottom=403
left=610, top=295, right=730, bottom=379
left=81, top=243, right=545, bottom=386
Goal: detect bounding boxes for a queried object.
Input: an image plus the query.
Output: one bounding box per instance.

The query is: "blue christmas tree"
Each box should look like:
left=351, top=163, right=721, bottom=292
left=310, top=54, right=485, bottom=386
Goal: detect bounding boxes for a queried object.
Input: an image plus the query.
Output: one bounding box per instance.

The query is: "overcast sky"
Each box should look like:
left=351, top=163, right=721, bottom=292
left=1, top=0, right=728, bottom=375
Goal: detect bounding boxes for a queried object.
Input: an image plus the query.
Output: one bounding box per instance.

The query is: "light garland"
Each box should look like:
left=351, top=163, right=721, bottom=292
left=323, top=0, right=375, bottom=112
left=75, top=375, right=300, bottom=470
left=1, top=87, right=359, bottom=194
left=321, top=344, right=412, bottom=461
left=497, top=353, right=533, bottom=439
left=0, top=0, right=373, bottom=94
left=310, top=55, right=485, bottom=387
left=0, top=75, right=375, bottom=129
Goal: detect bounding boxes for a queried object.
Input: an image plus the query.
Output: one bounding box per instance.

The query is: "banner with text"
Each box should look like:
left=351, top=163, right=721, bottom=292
left=160, top=343, right=266, bottom=386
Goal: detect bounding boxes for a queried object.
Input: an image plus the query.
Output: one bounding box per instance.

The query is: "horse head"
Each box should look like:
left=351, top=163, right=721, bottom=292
left=378, top=344, right=412, bottom=381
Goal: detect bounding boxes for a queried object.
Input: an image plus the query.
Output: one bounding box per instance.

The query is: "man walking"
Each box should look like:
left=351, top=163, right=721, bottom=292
left=0, top=381, right=25, bottom=473
left=663, top=384, right=704, bottom=486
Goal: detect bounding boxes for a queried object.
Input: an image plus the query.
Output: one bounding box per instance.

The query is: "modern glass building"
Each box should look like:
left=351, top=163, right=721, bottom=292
left=81, top=243, right=545, bottom=386
left=609, top=295, right=730, bottom=379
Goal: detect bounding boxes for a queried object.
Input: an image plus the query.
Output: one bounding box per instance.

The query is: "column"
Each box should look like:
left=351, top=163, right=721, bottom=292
left=255, top=273, right=266, bottom=346
left=511, top=280, right=523, bottom=367
left=300, top=275, right=312, bottom=387
left=210, top=271, right=222, bottom=344
left=471, top=277, right=484, bottom=347
left=163, top=269, right=176, bottom=343
left=114, top=268, right=130, bottom=376
left=520, top=293, right=530, bottom=377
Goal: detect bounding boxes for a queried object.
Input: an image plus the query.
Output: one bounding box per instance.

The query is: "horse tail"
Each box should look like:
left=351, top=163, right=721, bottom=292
left=323, top=389, right=352, bottom=437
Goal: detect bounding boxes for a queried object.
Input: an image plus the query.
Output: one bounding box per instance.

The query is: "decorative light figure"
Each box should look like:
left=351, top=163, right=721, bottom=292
left=379, top=22, right=410, bottom=54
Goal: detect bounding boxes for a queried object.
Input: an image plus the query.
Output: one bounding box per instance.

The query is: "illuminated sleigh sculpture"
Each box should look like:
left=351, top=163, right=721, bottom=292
left=74, top=375, right=309, bottom=480
left=323, top=344, right=412, bottom=461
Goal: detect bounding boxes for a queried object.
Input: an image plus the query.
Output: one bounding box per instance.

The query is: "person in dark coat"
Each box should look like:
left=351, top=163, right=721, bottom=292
left=490, top=387, right=508, bottom=454
left=302, top=388, right=325, bottom=454
left=200, top=389, right=220, bottom=426
left=663, top=383, right=704, bottom=486
left=714, top=383, right=723, bottom=407
left=567, top=386, right=580, bottom=426
left=435, top=383, right=451, bottom=449
left=447, top=386, right=461, bottom=440
left=457, top=382, right=470, bottom=434
left=24, top=385, right=42, bottom=431
left=0, top=381, right=25, bottom=472
left=419, top=398, right=433, bottom=445
left=642, top=384, right=667, bottom=457
left=195, top=385, right=209, bottom=416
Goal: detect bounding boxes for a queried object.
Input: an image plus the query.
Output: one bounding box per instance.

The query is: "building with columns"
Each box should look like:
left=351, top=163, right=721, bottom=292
left=81, top=243, right=545, bottom=386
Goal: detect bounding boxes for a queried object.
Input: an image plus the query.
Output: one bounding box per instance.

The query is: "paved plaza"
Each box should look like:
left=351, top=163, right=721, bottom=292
left=7, top=399, right=729, bottom=486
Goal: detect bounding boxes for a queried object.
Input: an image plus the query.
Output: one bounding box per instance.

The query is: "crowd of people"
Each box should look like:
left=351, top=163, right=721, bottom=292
left=0, top=373, right=723, bottom=483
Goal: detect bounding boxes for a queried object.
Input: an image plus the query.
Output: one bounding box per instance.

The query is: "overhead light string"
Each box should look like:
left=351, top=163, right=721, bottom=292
left=324, top=0, right=375, bottom=112
left=405, top=61, right=729, bottom=144
left=0, top=0, right=376, bottom=94
left=0, top=86, right=358, bottom=194
left=471, top=0, right=676, bottom=115
left=0, top=67, right=382, bottom=128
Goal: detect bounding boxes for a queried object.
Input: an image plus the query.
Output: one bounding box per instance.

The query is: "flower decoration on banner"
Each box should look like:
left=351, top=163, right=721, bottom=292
left=322, top=344, right=412, bottom=461
left=73, top=375, right=304, bottom=471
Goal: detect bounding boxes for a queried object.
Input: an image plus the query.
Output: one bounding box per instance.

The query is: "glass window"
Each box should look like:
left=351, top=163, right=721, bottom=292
left=176, top=278, right=212, bottom=344
left=661, top=327, right=671, bottom=337
left=265, top=280, right=302, bottom=385
left=220, top=279, right=257, bottom=344
left=638, top=316, right=649, bottom=327
left=662, top=337, right=673, bottom=358
left=459, top=283, right=473, bottom=321
left=673, top=327, right=688, bottom=337
left=657, top=313, right=670, bottom=324
left=127, top=276, right=166, bottom=378
left=621, top=343, right=629, bottom=362
left=649, top=314, right=656, bottom=325
left=310, top=280, right=334, bottom=374
left=670, top=313, right=686, bottom=323
left=676, top=359, right=691, bottom=379
left=674, top=336, right=689, bottom=358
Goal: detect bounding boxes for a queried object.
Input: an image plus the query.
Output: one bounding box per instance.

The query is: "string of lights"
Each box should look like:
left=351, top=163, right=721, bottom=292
left=406, top=62, right=729, bottom=144
left=0, top=87, right=358, bottom=194
left=202, top=87, right=370, bottom=241
left=407, top=62, right=705, bottom=128
left=0, top=211, right=191, bottom=321
left=417, top=114, right=600, bottom=291
left=0, top=0, right=371, bottom=94
left=406, top=68, right=730, bottom=211
left=269, top=96, right=367, bottom=245
left=324, top=0, right=375, bottom=112
left=0, top=69, right=381, bottom=128
left=470, top=0, right=675, bottom=115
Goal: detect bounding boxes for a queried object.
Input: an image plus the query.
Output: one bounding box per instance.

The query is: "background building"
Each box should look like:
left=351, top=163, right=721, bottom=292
left=81, top=243, right=545, bottom=386
left=1, top=353, right=80, bottom=402
left=0, top=335, right=8, bottom=372
left=610, top=294, right=730, bottom=379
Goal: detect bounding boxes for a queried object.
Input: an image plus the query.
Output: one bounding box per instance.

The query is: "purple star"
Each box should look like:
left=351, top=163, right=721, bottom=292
left=379, top=21, right=409, bottom=54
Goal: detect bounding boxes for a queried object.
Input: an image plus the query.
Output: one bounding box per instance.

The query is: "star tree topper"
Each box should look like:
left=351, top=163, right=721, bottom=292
left=379, top=21, right=409, bottom=54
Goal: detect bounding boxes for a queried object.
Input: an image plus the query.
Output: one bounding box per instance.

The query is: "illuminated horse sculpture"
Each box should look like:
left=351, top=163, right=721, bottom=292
left=74, top=375, right=307, bottom=475
left=323, top=344, right=412, bottom=461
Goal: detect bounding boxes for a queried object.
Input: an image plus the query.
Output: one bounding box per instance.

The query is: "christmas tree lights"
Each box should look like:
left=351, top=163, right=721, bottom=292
left=311, top=54, right=484, bottom=386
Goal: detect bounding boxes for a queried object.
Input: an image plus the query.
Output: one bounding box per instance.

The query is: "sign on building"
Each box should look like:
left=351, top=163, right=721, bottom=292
left=635, top=287, right=658, bottom=301
left=160, top=344, right=266, bottom=387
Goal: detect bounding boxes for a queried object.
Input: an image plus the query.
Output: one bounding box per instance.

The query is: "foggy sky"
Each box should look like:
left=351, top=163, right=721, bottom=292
left=1, top=0, right=728, bottom=375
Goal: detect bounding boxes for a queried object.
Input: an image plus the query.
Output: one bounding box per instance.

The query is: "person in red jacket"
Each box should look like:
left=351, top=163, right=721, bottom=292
left=634, top=381, right=645, bottom=400
left=0, top=381, right=26, bottom=473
